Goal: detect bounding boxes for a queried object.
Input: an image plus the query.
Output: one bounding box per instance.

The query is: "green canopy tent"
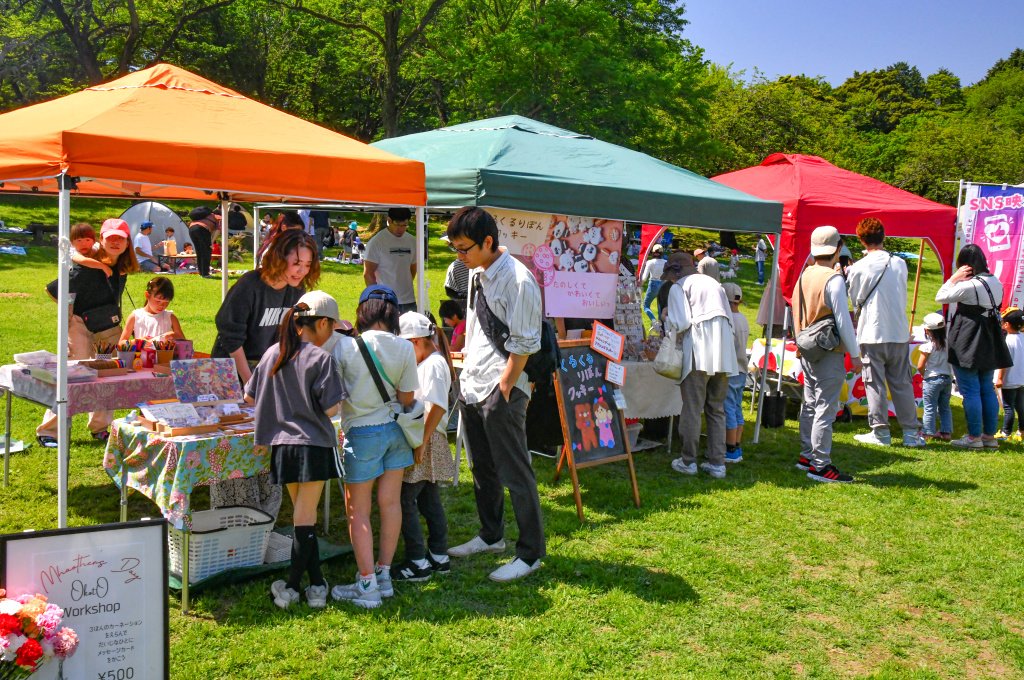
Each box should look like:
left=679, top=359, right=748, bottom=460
left=373, top=115, right=782, bottom=231
left=375, top=115, right=785, bottom=444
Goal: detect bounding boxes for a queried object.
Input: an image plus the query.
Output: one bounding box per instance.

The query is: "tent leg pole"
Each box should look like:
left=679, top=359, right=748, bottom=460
left=253, top=205, right=260, bottom=271
left=220, top=198, right=230, bottom=300
left=415, top=207, right=426, bottom=314
left=57, top=180, right=72, bottom=528
left=908, top=240, right=926, bottom=334
left=752, top=245, right=781, bottom=445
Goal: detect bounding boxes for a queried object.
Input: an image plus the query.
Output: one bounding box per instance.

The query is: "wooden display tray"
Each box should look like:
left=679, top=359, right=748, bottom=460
left=96, top=367, right=133, bottom=378
left=135, top=414, right=252, bottom=437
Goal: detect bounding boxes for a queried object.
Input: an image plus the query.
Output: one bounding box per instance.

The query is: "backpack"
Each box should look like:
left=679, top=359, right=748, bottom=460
left=473, top=279, right=561, bottom=384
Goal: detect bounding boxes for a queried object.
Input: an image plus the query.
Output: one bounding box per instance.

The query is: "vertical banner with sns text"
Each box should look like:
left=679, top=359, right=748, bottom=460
left=961, top=184, right=1024, bottom=309
left=488, top=208, right=623, bottom=318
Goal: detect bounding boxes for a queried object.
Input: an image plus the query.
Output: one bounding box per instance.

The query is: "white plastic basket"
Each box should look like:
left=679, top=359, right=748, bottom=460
left=264, top=531, right=293, bottom=564
left=169, top=506, right=274, bottom=583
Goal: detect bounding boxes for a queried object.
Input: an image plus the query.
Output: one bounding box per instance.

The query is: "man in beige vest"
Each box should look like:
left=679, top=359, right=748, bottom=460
left=793, top=226, right=862, bottom=483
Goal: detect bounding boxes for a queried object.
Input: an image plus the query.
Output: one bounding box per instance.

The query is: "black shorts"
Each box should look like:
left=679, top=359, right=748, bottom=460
left=270, top=444, right=343, bottom=485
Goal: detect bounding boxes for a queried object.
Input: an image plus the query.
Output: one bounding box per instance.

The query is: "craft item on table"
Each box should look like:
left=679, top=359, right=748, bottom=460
left=13, top=350, right=57, bottom=366
left=140, top=401, right=202, bottom=428
left=94, top=341, right=117, bottom=359
left=169, top=358, right=243, bottom=404
left=174, top=339, right=194, bottom=360
left=27, top=363, right=97, bottom=383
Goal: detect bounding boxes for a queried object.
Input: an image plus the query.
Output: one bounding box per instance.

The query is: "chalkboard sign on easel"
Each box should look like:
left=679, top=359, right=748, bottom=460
left=553, top=339, right=640, bottom=521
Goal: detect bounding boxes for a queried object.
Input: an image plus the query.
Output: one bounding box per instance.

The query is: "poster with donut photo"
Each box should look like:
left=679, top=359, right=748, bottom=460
left=488, top=208, right=624, bottom=318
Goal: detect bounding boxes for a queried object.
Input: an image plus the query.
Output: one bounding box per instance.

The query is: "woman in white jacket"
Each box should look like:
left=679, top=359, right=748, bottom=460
left=665, top=253, right=738, bottom=479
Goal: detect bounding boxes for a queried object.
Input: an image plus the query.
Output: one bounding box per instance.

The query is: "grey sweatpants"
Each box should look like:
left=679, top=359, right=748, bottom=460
left=861, top=342, right=920, bottom=434
left=678, top=370, right=729, bottom=466
left=799, top=351, right=845, bottom=469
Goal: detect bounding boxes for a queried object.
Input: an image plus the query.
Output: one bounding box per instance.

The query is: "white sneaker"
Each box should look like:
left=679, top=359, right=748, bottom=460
left=854, top=431, right=892, bottom=446
left=671, top=458, right=697, bottom=475
left=305, top=582, right=328, bottom=609
left=700, top=462, right=726, bottom=479
left=375, top=566, right=394, bottom=597
left=447, top=536, right=506, bottom=558
left=902, top=430, right=927, bottom=448
left=270, top=580, right=301, bottom=609
left=488, top=557, right=541, bottom=583
left=331, top=575, right=382, bottom=609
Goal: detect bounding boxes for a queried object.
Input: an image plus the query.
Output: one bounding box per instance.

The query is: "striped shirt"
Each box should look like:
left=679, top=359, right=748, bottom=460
left=444, top=258, right=469, bottom=299
left=461, top=248, right=542, bottom=404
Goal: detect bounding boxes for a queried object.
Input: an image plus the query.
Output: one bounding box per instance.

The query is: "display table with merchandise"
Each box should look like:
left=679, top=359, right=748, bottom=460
left=0, top=363, right=176, bottom=486
left=748, top=338, right=925, bottom=417
left=104, top=416, right=346, bottom=611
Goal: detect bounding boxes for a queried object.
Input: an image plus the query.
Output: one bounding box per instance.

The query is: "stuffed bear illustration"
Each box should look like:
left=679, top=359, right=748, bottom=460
left=583, top=224, right=603, bottom=246
left=574, top=403, right=598, bottom=452
left=581, top=242, right=599, bottom=262
left=593, top=398, right=615, bottom=448
left=550, top=238, right=568, bottom=258
left=552, top=221, right=570, bottom=240
left=571, top=255, right=590, bottom=273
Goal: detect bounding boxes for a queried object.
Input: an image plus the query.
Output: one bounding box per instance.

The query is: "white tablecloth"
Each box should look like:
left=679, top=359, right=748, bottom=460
left=620, top=360, right=682, bottom=419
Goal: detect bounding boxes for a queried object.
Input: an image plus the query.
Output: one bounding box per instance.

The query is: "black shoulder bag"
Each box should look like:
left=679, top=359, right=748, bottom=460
left=81, top=276, right=125, bottom=334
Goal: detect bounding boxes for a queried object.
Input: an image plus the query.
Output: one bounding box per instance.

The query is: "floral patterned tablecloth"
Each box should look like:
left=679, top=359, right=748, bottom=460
left=749, top=338, right=924, bottom=416
left=104, top=419, right=271, bottom=530
left=104, top=418, right=345, bottom=530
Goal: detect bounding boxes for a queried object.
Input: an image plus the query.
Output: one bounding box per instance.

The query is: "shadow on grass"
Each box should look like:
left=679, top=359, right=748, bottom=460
left=852, top=472, right=978, bottom=492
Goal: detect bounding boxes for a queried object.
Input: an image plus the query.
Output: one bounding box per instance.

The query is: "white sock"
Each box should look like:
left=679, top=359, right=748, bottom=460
left=430, top=552, right=450, bottom=564
left=413, top=558, right=431, bottom=569
left=375, top=564, right=390, bottom=576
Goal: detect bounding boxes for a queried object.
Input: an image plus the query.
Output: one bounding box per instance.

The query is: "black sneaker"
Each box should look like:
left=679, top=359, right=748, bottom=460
left=427, top=554, right=451, bottom=575
left=807, top=464, right=854, bottom=484
left=391, top=560, right=432, bottom=582
left=795, top=455, right=812, bottom=471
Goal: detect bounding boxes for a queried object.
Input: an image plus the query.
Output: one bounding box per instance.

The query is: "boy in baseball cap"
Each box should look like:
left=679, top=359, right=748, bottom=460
left=723, top=282, right=748, bottom=463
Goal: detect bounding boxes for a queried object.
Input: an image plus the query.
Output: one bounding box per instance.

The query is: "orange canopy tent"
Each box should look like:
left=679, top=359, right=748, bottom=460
left=0, top=63, right=425, bottom=206
left=0, top=63, right=426, bottom=528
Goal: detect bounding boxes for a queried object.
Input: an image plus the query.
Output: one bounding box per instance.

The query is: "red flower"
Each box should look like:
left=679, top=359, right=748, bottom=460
left=16, top=637, right=43, bottom=667
left=852, top=377, right=866, bottom=400
left=0, top=612, right=21, bottom=636
left=913, top=372, right=923, bottom=398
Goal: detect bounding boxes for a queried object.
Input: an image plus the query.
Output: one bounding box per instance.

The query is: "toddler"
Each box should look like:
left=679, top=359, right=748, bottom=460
left=917, top=313, right=952, bottom=441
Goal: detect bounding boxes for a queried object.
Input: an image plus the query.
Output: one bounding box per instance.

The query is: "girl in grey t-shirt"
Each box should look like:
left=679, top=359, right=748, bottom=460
left=245, top=291, right=345, bottom=610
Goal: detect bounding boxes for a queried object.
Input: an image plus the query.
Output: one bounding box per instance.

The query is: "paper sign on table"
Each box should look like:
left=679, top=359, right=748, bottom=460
left=605, top=361, right=626, bottom=386
left=589, top=321, right=625, bottom=362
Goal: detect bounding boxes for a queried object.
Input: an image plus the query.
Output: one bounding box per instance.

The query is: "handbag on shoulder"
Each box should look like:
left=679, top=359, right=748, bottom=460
left=355, top=336, right=425, bottom=449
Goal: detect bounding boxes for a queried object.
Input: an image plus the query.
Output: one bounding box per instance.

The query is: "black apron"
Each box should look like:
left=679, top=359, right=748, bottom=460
left=948, top=278, right=1012, bottom=371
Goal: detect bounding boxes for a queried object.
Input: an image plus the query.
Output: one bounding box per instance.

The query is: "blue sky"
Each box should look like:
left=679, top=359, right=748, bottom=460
left=682, top=0, right=1024, bottom=86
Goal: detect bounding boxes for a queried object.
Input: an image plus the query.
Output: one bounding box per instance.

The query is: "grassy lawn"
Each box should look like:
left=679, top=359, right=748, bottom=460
left=0, top=199, right=1021, bottom=678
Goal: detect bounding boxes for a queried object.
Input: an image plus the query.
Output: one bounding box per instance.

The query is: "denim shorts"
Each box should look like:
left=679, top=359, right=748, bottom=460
left=724, top=373, right=746, bottom=430
left=341, top=420, right=413, bottom=483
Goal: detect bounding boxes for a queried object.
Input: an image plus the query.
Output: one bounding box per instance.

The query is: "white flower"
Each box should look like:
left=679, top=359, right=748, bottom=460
left=0, top=598, right=21, bottom=615
left=2, top=633, right=26, bottom=660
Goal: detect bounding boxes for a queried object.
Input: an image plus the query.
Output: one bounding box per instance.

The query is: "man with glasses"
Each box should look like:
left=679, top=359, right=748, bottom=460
left=445, top=207, right=546, bottom=582
left=364, top=207, right=417, bottom=313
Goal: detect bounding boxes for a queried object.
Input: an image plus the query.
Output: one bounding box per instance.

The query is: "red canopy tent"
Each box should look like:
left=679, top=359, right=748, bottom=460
left=712, top=153, right=957, bottom=300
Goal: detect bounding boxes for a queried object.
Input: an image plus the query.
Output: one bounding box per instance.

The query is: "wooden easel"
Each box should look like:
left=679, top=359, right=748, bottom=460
left=552, top=339, right=641, bottom=522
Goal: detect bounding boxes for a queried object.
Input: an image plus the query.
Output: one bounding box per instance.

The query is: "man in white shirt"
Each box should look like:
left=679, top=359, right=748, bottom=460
left=640, top=244, right=665, bottom=321
left=444, top=207, right=545, bottom=583
left=364, top=207, right=417, bottom=313
left=846, top=218, right=924, bottom=447
left=793, top=226, right=862, bottom=483
left=133, top=222, right=169, bottom=273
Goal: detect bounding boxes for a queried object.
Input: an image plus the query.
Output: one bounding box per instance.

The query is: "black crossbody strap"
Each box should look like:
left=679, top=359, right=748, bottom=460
left=975, top=276, right=998, bottom=308
left=856, top=254, right=891, bottom=311
left=356, top=336, right=391, bottom=406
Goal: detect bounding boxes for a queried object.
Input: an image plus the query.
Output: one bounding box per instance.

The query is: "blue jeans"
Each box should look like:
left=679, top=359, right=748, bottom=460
left=724, top=373, right=746, bottom=430
left=756, top=260, right=765, bottom=284
left=952, top=365, right=998, bottom=437
left=341, top=420, right=413, bottom=483
left=643, top=280, right=663, bottom=322
left=921, top=375, right=952, bottom=435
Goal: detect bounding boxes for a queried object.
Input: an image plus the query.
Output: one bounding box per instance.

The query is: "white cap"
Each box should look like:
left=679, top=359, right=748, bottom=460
left=399, top=311, right=435, bottom=339
left=295, top=290, right=340, bottom=323
left=722, top=282, right=742, bottom=302
left=651, top=243, right=663, bottom=253
left=810, top=226, right=841, bottom=257
left=922, top=312, right=945, bottom=330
